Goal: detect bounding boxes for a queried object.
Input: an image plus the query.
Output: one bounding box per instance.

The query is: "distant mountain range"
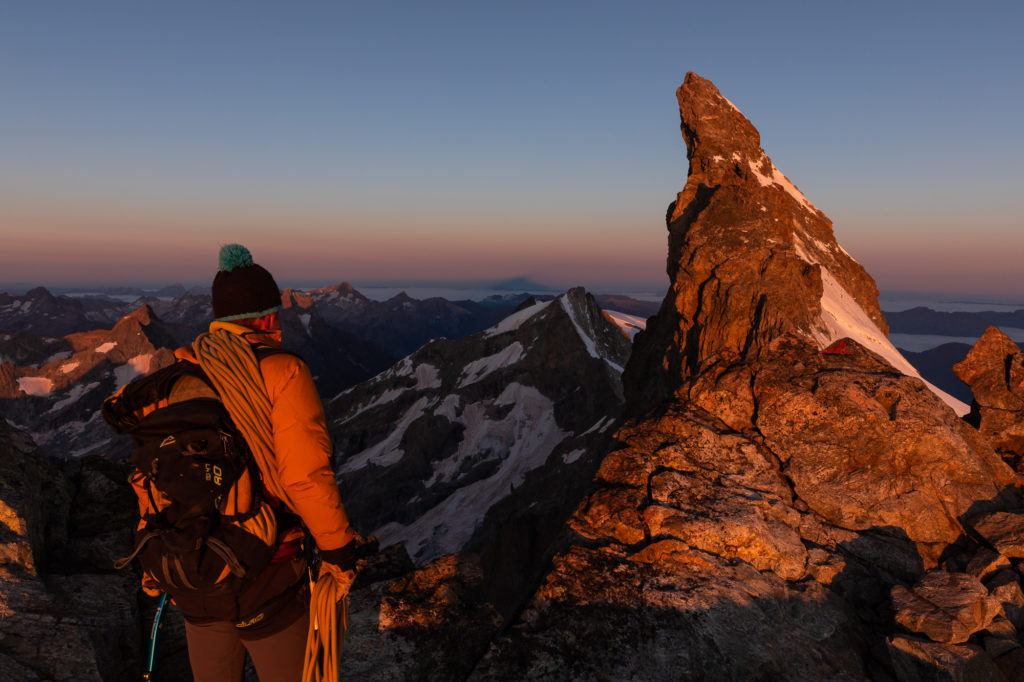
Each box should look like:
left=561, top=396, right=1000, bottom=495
left=0, top=282, right=653, bottom=460
left=23, top=277, right=568, bottom=300
left=884, top=306, right=1024, bottom=336
left=880, top=306, right=1024, bottom=404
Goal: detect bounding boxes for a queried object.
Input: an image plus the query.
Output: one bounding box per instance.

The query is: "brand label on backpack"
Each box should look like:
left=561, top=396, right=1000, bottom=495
left=205, top=463, right=224, bottom=486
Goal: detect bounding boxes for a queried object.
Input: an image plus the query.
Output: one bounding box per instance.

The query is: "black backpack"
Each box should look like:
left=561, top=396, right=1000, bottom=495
left=102, top=357, right=281, bottom=599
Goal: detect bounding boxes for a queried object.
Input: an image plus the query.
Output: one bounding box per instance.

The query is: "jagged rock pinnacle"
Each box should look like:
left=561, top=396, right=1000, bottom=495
left=624, top=72, right=963, bottom=415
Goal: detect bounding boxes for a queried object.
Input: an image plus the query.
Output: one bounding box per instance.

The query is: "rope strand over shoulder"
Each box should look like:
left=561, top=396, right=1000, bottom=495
left=193, top=329, right=298, bottom=513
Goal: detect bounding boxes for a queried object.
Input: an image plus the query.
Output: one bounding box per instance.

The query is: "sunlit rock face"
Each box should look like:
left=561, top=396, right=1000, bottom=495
left=626, top=72, right=965, bottom=417
left=0, top=305, right=178, bottom=459
left=471, top=73, right=1024, bottom=681
left=955, top=326, right=1024, bottom=473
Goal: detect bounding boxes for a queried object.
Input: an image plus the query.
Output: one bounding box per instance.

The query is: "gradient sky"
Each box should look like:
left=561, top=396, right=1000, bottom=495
left=1, top=1, right=1022, bottom=297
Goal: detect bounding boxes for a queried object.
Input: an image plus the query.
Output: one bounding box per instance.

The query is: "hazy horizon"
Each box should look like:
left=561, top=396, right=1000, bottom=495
left=6, top=277, right=1024, bottom=314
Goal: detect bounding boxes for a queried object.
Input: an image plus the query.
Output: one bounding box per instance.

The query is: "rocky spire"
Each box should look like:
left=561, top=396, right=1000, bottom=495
left=627, top=72, right=963, bottom=415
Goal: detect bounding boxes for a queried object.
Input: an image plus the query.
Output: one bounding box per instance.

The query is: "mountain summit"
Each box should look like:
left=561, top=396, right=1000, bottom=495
left=628, top=72, right=965, bottom=416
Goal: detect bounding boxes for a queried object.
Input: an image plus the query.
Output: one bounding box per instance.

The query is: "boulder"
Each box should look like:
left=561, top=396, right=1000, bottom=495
left=955, top=327, right=1024, bottom=411
left=754, top=336, right=1015, bottom=562
left=986, top=568, right=1024, bottom=629
left=968, top=511, right=1024, bottom=558
left=887, top=636, right=1006, bottom=682
left=955, top=327, right=1024, bottom=470
left=891, top=571, right=1001, bottom=644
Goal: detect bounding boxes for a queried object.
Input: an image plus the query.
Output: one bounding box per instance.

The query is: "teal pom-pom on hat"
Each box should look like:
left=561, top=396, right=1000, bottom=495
left=211, top=244, right=282, bottom=320
left=219, top=244, right=255, bottom=272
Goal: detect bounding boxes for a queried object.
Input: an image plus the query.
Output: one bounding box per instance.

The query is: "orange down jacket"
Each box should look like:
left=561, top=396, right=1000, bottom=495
left=171, top=320, right=357, bottom=555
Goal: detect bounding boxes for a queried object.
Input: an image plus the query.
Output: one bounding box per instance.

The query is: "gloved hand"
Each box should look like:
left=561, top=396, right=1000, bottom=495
left=316, top=533, right=378, bottom=597
left=318, top=560, right=355, bottom=594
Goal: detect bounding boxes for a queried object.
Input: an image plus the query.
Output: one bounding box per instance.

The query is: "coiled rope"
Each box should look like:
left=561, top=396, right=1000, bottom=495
left=193, top=329, right=347, bottom=682
left=303, top=571, right=348, bottom=682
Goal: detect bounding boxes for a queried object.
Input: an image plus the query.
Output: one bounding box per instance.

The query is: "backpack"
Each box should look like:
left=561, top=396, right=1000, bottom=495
left=102, top=355, right=282, bottom=600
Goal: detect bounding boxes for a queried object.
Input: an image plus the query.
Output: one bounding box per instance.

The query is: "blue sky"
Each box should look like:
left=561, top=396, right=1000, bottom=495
left=1, top=1, right=1021, bottom=296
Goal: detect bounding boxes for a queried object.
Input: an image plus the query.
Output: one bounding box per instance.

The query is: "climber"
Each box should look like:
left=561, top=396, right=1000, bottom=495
left=109, top=244, right=363, bottom=682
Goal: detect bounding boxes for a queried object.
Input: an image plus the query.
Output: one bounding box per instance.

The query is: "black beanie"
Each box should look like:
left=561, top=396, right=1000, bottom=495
left=211, top=244, right=282, bottom=322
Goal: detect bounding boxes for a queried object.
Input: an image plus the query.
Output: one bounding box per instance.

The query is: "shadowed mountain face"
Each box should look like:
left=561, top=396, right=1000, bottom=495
left=298, top=283, right=521, bottom=361
left=0, top=412, right=145, bottom=681
left=900, top=342, right=974, bottom=404
left=329, top=289, right=629, bottom=599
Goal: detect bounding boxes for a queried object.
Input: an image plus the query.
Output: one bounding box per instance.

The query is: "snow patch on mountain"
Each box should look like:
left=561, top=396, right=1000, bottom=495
left=458, top=342, right=524, bottom=388
left=95, top=341, right=117, bottom=353
left=562, top=448, right=586, bottom=464
left=414, top=363, right=441, bottom=389
left=345, top=388, right=406, bottom=420
left=338, top=396, right=435, bottom=473
left=581, top=416, right=615, bottom=436
left=341, top=362, right=444, bottom=421
left=48, top=381, right=100, bottom=414
left=113, top=353, right=154, bottom=390
left=17, top=377, right=53, bottom=396
left=485, top=300, right=551, bottom=337
left=60, top=361, right=80, bottom=374
left=749, top=160, right=818, bottom=215
left=604, top=310, right=647, bottom=340
left=433, top=394, right=461, bottom=420
left=45, top=351, right=72, bottom=365
left=391, top=357, right=415, bottom=378
left=372, top=382, right=569, bottom=564
left=812, top=269, right=968, bottom=415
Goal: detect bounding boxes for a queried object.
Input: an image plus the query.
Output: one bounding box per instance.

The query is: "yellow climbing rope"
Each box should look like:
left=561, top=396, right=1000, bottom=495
left=193, top=330, right=297, bottom=511
left=193, top=328, right=347, bottom=682
left=303, top=570, right=348, bottom=682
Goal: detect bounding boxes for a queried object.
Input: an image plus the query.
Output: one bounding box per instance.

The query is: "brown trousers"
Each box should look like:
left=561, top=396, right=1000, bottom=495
left=184, top=605, right=309, bottom=682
